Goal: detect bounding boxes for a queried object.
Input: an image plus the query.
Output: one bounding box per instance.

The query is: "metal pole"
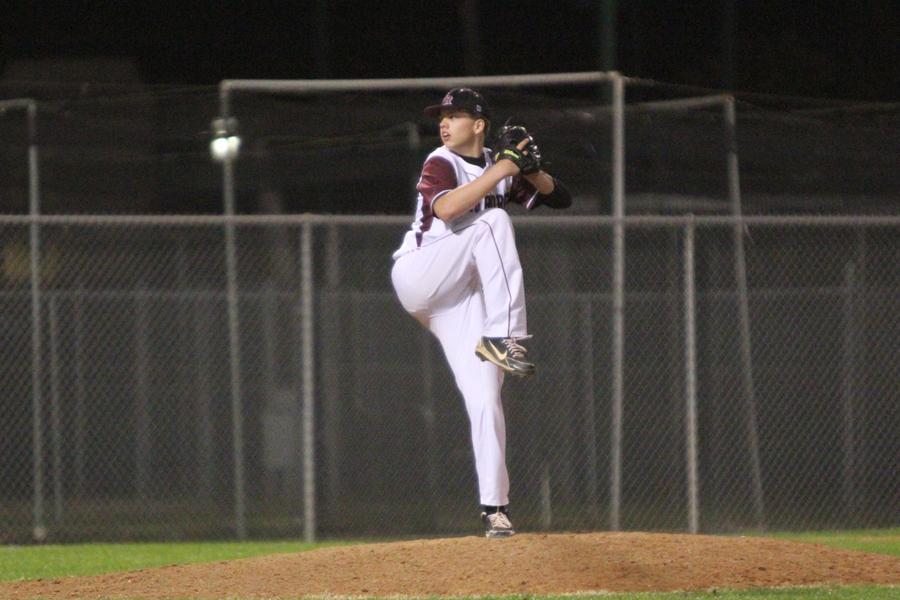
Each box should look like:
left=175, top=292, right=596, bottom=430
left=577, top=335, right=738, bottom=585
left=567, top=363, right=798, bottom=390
left=223, top=157, right=247, bottom=540
left=47, top=296, right=64, bottom=523
left=300, top=221, right=316, bottom=543
left=222, top=71, right=614, bottom=96
left=220, top=88, right=247, bottom=540
left=609, top=71, right=626, bottom=531
left=25, top=100, right=47, bottom=542
left=5, top=214, right=896, bottom=227
left=724, top=97, right=765, bottom=529
left=683, top=220, right=700, bottom=534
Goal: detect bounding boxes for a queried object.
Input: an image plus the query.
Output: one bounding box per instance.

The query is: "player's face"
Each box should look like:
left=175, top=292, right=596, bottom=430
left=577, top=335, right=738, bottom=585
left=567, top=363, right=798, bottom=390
left=439, top=110, right=484, bottom=152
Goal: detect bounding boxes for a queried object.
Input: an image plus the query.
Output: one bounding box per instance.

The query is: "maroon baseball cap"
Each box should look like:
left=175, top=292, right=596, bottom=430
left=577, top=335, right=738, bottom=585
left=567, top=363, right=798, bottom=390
left=424, top=88, right=492, bottom=120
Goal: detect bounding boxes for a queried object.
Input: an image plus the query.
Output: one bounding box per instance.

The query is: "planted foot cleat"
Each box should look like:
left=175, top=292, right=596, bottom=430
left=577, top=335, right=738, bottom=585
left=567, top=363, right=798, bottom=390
left=481, top=510, right=516, bottom=538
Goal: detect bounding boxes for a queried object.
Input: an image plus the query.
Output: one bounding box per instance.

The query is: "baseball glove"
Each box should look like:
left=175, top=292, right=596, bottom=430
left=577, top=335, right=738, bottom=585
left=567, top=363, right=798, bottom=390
left=491, top=119, right=542, bottom=175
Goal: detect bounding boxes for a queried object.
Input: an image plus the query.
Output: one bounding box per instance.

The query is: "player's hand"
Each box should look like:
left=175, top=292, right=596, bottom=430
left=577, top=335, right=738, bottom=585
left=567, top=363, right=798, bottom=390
left=492, top=120, right=542, bottom=175
left=493, top=138, right=541, bottom=174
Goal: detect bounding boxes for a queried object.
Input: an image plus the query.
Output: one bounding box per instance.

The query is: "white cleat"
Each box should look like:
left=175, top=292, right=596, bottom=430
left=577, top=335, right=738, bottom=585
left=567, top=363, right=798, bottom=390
left=481, top=510, right=516, bottom=538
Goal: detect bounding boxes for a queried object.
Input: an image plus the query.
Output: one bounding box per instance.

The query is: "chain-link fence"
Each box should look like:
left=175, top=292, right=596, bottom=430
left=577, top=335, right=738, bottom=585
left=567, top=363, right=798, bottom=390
left=2, top=73, right=898, bottom=542
left=1, top=214, right=897, bottom=543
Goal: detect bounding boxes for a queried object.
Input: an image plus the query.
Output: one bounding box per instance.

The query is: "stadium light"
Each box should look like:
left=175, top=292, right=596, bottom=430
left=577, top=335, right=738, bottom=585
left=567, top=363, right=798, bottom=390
left=210, top=117, right=241, bottom=161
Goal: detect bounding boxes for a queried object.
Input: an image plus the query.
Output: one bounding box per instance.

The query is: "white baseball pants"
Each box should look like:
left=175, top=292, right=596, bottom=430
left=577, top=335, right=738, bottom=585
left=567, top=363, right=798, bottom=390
left=391, top=208, right=528, bottom=506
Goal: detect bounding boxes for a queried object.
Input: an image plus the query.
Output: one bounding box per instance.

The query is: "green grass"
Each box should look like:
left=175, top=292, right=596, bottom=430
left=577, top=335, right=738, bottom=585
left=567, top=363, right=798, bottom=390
left=1, top=529, right=898, bottom=599
left=231, top=592, right=898, bottom=600
left=0, top=540, right=347, bottom=582
left=481, top=591, right=900, bottom=599
left=767, top=527, right=900, bottom=557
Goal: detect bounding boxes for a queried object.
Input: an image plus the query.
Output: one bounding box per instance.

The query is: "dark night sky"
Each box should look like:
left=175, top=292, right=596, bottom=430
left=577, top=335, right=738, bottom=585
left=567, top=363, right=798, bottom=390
left=1, top=1, right=898, bottom=102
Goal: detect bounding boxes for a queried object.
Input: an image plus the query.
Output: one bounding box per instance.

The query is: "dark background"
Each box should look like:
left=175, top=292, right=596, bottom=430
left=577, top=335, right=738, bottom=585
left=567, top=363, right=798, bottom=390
left=2, top=1, right=898, bottom=101
left=1, top=2, right=897, bottom=216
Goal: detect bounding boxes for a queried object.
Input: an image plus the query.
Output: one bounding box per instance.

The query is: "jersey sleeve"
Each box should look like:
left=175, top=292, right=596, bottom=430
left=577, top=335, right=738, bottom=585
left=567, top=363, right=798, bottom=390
left=417, top=157, right=457, bottom=219
left=508, top=175, right=541, bottom=210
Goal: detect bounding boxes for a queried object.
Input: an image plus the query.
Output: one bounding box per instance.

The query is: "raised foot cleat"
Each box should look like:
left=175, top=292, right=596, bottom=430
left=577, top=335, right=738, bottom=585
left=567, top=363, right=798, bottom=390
left=475, top=336, right=536, bottom=377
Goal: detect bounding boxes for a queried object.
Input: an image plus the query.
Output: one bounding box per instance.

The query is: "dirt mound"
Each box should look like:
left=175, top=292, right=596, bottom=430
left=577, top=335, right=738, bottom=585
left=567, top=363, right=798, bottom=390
left=3, top=532, right=899, bottom=599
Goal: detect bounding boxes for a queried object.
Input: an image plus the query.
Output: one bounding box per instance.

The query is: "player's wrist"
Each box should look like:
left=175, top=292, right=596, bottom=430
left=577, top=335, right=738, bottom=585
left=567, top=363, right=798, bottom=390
left=494, top=158, right=520, bottom=176
left=524, top=171, right=554, bottom=194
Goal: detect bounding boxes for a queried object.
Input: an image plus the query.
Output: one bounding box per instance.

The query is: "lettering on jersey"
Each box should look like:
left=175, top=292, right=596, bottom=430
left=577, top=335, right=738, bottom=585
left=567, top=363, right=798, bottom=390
left=477, top=192, right=509, bottom=212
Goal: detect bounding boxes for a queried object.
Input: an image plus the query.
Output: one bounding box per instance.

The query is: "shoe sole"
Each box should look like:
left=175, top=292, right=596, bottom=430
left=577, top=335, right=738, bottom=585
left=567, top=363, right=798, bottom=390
left=485, top=530, right=516, bottom=538
left=475, top=343, right=536, bottom=377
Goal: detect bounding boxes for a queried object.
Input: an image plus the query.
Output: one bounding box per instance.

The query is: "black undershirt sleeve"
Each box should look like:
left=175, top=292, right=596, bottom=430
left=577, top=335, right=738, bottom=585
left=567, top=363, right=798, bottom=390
left=537, top=177, right=572, bottom=209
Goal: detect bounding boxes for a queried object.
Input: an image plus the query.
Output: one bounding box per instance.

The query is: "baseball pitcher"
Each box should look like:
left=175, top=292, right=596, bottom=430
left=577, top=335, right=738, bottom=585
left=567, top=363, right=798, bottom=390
left=391, top=88, right=571, bottom=537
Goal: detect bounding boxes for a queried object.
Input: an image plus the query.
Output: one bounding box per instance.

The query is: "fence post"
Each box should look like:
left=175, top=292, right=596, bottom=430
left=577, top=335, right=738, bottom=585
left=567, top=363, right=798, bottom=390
left=300, top=221, right=317, bottom=542
left=724, top=98, right=765, bottom=529
left=609, top=71, right=626, bottom=532
left=219, top=121, right=247, bottom=538
left=683, top=220, right=700, bottom=534
left=24, top=100, right=47, bottom=542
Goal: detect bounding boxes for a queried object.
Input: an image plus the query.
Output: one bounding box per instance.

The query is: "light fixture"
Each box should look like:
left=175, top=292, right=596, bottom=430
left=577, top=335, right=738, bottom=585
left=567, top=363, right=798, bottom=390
left=210, top=117, right=241, bottom=161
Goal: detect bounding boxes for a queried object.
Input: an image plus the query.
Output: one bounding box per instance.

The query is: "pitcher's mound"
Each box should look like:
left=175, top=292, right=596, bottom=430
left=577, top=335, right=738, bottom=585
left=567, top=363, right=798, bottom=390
left=4, top=532, right=900, bottom=599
